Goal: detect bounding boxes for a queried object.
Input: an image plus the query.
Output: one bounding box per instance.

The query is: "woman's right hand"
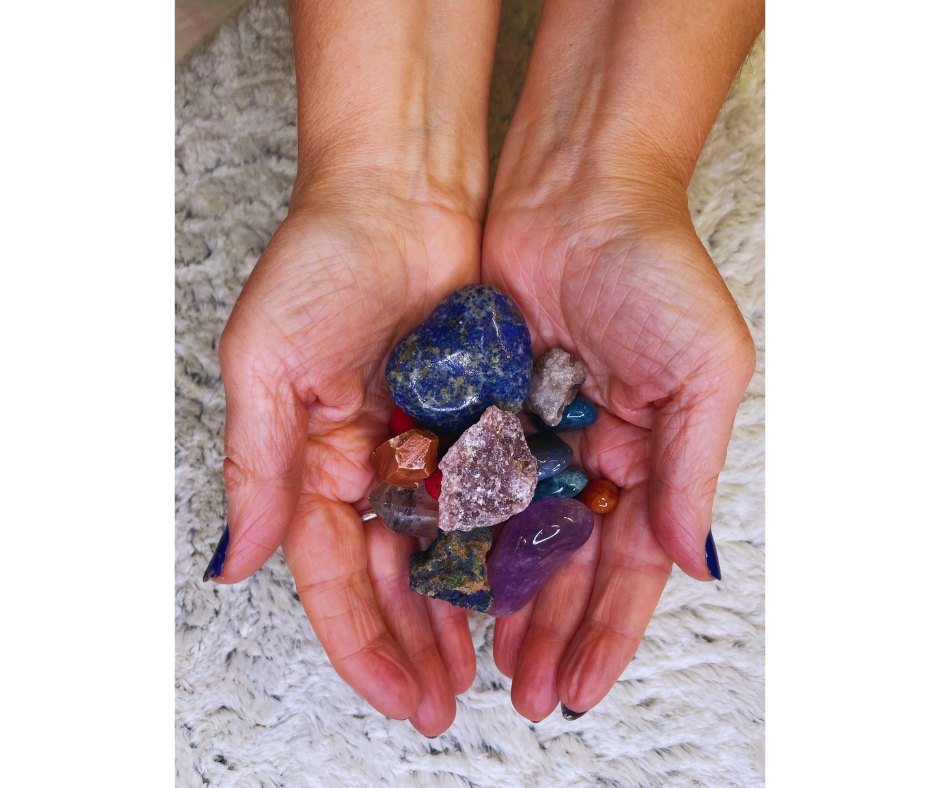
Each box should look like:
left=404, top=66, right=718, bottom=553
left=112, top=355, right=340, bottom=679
left=211, top=183, right=483, bottom=736
left=205, top=0, right=501, bottom=736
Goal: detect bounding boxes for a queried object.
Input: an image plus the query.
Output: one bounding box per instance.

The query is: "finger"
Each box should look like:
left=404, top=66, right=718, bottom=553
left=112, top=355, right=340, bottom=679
left=283, top=494, right=423, bottom=721
left=574, top=406, right=650, bottom=490
left=411, top=534, right=477, bottom=696
left=424, top=598, right=477, bottom=695
left=649, top=361, right=751, bottom=580
left=508, top=514, right=602, bottom=722
left=556, top=484, right=672, bottom=715
left=492, top=412, right=642, bottom=688
left=365, top=519, right=457, bottom=736
left=492, top=599, right=535, bottom=679
left=215, top=326, right=306, bottom=583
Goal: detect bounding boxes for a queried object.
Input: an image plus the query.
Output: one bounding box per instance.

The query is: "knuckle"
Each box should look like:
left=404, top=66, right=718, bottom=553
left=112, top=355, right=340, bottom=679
left=222, top=456, right=247, bottom=491
left=732, top=321, right=757, bottom=364
left=728, top=324, right=757, bottom=381
left=218, top=317, right=250, bottom=370
left=709, top=315, right=756, bottom=386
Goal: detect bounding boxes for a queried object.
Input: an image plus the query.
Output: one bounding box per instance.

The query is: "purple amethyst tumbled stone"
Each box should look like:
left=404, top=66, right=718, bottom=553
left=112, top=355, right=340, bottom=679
left=486, top=497, right=594, bottom=617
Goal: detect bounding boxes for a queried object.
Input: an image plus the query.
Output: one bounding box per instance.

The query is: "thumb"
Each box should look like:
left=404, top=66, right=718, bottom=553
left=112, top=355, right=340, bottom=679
left=649, top=352, right=754, bottom=582
left=207, top=326, right=307, bottom=584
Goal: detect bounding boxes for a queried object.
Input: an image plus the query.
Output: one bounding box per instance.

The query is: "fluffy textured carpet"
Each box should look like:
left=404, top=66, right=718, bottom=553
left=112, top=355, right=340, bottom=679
left=175, top=2, right=765, bottom=785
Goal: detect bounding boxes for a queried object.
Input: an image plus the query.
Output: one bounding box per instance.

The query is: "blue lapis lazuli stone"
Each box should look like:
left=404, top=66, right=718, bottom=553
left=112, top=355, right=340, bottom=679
left=532, top=467, right=590, bottom=501
left=531, top=394, right=598, bottom=432
left=385, top=285, right=533, bottom=432
left=526, top=432, right=573, bottom=481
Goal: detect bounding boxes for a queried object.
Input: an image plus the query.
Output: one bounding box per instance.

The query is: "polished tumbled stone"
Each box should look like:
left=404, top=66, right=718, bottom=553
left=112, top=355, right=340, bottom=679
left=385, top=284, right=533, bottom=432
left=409, top=527, right=493, bottom=612
left=390, top=406, right=419, bottom=436
left=532, top=394, right=598, bottom=432
left=486, top=498, right=594, bottom=617
left=532, top=467, right=590, bottom=501
left=439, top=406, right=538, bottom=531
left=424, top=468, right=443, bottom=500
left=581, top=478, right=620, bottom=515
left=526, top=431, right=573, bottom=481
left=527, top=348, right=586, bottom=427
left=368, top=482, right=440, bottom=539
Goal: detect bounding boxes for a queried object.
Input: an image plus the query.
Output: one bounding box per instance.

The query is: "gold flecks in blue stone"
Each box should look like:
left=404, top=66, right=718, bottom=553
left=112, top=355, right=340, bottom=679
left=385, top=285, right=533, bottom=432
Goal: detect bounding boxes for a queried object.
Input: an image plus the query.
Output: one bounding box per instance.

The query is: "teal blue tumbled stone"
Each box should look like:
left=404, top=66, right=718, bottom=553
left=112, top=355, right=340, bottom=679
left=532, top=467, right=590, bottom=501
left=531, top=394, right=598, bottom=432
left=385, top=285, right=533, bottom=433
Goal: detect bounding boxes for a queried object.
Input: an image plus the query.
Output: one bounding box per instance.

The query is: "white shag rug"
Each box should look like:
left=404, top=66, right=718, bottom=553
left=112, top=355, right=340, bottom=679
left=175, top=2, right=765, bottom=785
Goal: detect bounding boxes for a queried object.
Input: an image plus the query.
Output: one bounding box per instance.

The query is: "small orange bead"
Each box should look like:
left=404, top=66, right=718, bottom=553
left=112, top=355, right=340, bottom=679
left=580, top=479, right=620, bottom=515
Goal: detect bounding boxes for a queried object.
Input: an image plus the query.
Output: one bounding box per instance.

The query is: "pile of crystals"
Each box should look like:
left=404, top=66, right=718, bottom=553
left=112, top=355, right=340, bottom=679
left=368, top=284, right=621, bottom=616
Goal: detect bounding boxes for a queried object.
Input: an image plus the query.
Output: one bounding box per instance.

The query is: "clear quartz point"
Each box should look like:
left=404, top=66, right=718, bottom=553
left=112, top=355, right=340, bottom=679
left=368, top=482, right=440, bottom=538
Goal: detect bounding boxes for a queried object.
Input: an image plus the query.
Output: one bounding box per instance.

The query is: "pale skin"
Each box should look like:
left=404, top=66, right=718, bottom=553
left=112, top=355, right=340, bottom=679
left=209, top=0, right=763, bottom=733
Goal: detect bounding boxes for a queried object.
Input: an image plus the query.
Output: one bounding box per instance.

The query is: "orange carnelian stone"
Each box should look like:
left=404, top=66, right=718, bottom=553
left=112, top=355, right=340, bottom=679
left=371, top=428, right=439, bottom=489
left=580, top=479, right=620, bottom=515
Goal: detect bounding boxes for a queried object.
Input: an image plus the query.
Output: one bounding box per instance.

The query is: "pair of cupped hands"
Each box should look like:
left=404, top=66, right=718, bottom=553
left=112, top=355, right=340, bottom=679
left=210, top=149, right=755, bottom=734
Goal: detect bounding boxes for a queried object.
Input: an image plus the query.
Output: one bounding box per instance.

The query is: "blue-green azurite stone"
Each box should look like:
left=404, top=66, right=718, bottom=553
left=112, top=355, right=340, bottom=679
left=385, top=285, right=533, bottom=433
left=532, top=467, right=590, bottom=501
left=409, top=527, right=493, bottom=612
left=531, top=394, right=598, bottom=432
left=526, top=432, right=573, bottom=481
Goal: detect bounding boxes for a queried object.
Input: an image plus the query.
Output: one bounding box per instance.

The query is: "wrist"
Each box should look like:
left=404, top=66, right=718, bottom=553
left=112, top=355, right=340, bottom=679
left=491, top=0, right=763, bottom=211
left=288, top=0, right=500, bottom=225
left=291, top=128, right=489, bottom=225
left=490, top=131, right=691, bottom=226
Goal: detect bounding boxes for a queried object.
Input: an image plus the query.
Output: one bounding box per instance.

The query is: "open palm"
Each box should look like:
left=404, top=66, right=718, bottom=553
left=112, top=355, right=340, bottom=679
left=215, top=199, right=481, bottom=735
left=482, top=192, right=756, bottom=720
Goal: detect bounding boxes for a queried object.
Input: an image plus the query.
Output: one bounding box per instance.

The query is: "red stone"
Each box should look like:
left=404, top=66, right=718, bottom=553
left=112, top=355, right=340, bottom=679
left=425, top=468, right=443, bottom=500
left=580, top=479, right=620, bottom=514
left=390, top=406, right=419, bottom=436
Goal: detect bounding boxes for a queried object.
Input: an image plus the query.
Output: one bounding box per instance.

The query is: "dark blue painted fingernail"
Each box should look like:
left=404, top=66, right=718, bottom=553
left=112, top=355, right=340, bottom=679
left=203, top=526, right=230, bottom=582
left=705, top=529, right=722, bottom=580
left=561, top=704, right=586, bottom=721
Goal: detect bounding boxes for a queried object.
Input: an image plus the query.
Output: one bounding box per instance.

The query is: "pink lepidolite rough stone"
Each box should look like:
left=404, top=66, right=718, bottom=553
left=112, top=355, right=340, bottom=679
left=526, top=348, right=586, bottom=427
left=438, top=406, right=537, bottom=531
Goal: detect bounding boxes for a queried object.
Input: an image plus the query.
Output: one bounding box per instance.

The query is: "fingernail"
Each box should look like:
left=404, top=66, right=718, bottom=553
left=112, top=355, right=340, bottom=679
left=705, top=529, right=722, bottom=580
left=203, top=526, right=230, bottom=582
left=561, top=704, right=586, bottom=721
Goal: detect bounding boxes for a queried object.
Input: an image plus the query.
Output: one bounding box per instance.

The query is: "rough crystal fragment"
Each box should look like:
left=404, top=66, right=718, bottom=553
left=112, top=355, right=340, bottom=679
left=527, top=348, right=586, bottom=427
left=409, top=527, right=493, bottom=612
left=486, top=498, right=594, bottom=617
left=532, top=467, right=590, bottom=501
left=580, top=478, right=620, bottom=514
left=532, top=394, right=598, bottom=432
left=368, top=482, right=440, bottom=538
left=385, top=284, right=533, bottom=432
left=371, top=428, right=439, bottom=489
left=526, top=432, right=573, bottom=481
left=438, top=406, right=537, bottom=531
